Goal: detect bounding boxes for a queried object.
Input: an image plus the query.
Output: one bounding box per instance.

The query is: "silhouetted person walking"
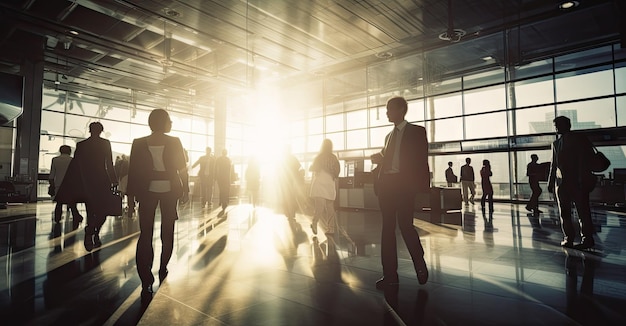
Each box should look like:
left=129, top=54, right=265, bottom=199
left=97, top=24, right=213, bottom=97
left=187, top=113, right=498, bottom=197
left=191, top=147, right=215, bottom=208
left=526, top=154, right=543, bottom=214
left=215, top=148, right=232, bottom=216
left=480, top=159, right=493, bottom=212
left=57, top=122, right=118, bottom=252
left=309, top=139, right=340, bottom=236
left=370, top=96, right=429, bottom=289
left=127, top=109, right=189, bottom=296
left=278, top=146, right=303, bottom=220
left=445, top=161, right=457, bottom=187
left=49, top=145, right=83, bottom=224
left=548, top=116, right=596, bottom=250
left=460, top=157, right=476, bottom=205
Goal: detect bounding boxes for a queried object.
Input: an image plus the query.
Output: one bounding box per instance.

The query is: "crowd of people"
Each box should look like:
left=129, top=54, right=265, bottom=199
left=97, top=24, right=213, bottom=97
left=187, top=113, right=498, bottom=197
left=46, top=97, right=599, bottom=299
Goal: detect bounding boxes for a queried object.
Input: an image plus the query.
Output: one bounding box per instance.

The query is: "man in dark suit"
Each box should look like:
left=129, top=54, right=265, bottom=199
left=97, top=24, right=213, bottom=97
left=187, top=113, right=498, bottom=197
left=460, top=157, right=476, bottom=205
left=526, top=154, right=543, bottom=214
left=57, top=122, right=118, bottom=251
left=214, top=148, right=232, bottom=216
left=547, top=116, right=596, bottom=250
left=191, top=147, right=215, bottom=208
left=371, top=96, right=430, bottom=289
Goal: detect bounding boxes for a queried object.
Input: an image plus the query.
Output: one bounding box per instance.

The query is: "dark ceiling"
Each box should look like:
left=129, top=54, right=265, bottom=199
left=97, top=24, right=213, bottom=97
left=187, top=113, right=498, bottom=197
left=0, top=0, right=623, bottom=120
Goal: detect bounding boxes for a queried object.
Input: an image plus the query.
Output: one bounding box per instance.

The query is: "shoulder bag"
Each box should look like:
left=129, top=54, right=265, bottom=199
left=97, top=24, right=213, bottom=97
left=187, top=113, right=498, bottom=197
left=590, top=146, right=610, bottom=173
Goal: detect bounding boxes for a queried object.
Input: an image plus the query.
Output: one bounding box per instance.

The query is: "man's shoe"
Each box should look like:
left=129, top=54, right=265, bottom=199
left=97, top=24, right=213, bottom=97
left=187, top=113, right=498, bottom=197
left=574, top=238, right=595, bottom=250
left=416, top=260, right=429, bottom=285
left=376, top=277, right=399, bottom=290
left=93, top=233, right=102, bottom=248
left=159, top=268, right=169, bottom=282
left=560, top=239, right=574, bottom=248
left=141, top=284, right=153, bottom=298
left=525, top=205, right=533, bottom=212
left=84, top=231, right=94, bottom=252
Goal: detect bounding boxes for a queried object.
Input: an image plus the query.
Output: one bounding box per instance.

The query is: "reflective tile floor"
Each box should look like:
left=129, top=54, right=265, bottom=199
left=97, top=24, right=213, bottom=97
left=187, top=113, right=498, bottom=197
left=1, top=199, right=626, bottom=325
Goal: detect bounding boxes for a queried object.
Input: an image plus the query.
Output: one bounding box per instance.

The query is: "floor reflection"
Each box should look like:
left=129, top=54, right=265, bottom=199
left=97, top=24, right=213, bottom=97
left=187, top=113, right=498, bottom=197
left=0, top=201, right=625, bottom=325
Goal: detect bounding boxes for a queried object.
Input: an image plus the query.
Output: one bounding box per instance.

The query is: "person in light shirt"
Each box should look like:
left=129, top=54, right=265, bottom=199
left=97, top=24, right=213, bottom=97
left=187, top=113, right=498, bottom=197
left=127, top=109, right=189, bottom=297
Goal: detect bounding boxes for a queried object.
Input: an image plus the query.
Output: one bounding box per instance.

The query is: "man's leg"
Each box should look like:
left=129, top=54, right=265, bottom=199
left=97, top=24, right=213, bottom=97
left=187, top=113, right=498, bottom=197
left=69, top=203, right=83, bottom=221
left=137, top=197, right=158, bottom=289
left=529, top=181, right=541, bottom=209
left=54, top=202, right=63, bottom=222
left=397, top=190, right=428, bottom=284
left=206, top=177, right=214, bottom=206
left=158, top=195, right=177, bottom=279
left=323, top=198, right=336, bottom=234
left=574, top=191, right=595, bottom=248
left=378, top=175, right=399, bottom=283
left=461, top=181, right=469, bottom=205
left=556, top=187, right=575, bottom=246
left=198, top=176, right=207, bottom=207
left=311, top=197, right=324, bottom=235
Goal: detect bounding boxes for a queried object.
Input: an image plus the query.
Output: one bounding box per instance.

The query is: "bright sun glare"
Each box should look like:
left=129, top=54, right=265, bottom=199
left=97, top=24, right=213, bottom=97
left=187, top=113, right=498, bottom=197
left=245, top=88, right=289, bottom=168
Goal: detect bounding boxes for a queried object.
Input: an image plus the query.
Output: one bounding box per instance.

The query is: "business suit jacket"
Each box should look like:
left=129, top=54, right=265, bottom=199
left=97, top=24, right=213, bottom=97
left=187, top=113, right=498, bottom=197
left=193, top=154, right=215, bottom=177
left=55, top=137, right=116, bottom=210
left=376, top=123, right=430, bottom=194
left=127, top=135, right=188, bottom=202
left=548, top=131, right=595, bottom=192
left=460, top=164, right=475, bottom=182
left=49, top=153, right=72, bottom=197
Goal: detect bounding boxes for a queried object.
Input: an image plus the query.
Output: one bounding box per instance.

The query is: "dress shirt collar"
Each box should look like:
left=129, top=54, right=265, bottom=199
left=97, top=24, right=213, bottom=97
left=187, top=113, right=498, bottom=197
left=395, top=120, right=408, bottom=132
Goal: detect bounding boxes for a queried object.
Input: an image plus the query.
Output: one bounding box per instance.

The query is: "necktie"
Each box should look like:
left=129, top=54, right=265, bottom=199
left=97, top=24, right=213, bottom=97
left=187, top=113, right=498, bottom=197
left=383, top=127, right=398, bottom=171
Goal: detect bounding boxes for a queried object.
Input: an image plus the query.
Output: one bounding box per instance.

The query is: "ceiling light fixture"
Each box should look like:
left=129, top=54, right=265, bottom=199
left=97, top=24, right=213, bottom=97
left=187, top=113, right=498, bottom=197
left=438, top=29, right=466, bottom=43
left=439, top=0, right=466, bottom=43
left=375, top=52, right=393, bottom=59
left=163, top=8, right=181, bottom=18
left=559, top=1, right=579, bottom=10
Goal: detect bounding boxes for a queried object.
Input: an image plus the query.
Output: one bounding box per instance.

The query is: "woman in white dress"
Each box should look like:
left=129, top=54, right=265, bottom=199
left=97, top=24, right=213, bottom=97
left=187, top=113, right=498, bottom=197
left=309, top=139, right=340, bottom=236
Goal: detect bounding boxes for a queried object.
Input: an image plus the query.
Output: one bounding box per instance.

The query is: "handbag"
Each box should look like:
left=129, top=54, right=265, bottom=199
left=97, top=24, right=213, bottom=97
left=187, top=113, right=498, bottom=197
left=104, top=186, right=123, bottom=216
left=590, top=146, right=610, bottom=173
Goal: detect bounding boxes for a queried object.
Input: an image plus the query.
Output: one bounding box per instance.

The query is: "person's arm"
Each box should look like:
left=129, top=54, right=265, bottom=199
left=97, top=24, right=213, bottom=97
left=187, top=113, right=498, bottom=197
left=191, top=157, right=201, bottom=169
left=175, top=139, right=190, bottom=203
left=49, top=159, right=56, bottom=189
left=547, top=145, right=557, bottom=193
left=179, top=166, right=190, bottom=204
left=105, top=141, right=118, bottom=186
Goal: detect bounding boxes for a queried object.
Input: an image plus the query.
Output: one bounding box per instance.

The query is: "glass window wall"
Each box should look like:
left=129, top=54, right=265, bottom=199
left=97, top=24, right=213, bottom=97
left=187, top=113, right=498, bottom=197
left=37, top=42, right=626, bottom=202
left=427, top=93, right=462, bottom=119
left=511, top=76, right=554, bottom=108
left=511, top=105, right=556, bottom=135
left=428, top=117, right=463, bottom=142
left=465, top=112, right=508, bottom=139
left=555, top=66, right=614, bottom=102
left=556, top=98, right=616, bottom=128
left=464, top=85, right=506, bottom=115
